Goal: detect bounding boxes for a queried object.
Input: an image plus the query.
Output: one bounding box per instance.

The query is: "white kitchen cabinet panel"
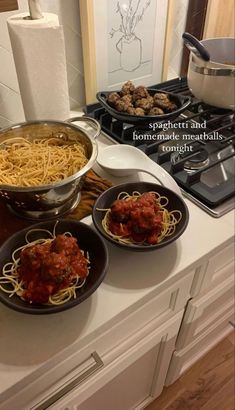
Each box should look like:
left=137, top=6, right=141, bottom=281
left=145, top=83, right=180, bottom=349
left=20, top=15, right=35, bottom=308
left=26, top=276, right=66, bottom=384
left=203, top=242, right=234, bottom=289
left=72, top=346, right=159, bottom=410
left=166, top=299, right=234, bottom=385
left=191, top=242, right=234, bottom=296
left=37, top=312, right=183, bottom=410
left=176, top=274, right=234, bottom=349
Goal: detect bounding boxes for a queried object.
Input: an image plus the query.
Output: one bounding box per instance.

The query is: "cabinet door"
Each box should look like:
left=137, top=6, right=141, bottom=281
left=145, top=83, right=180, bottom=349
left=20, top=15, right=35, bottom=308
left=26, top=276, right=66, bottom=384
left=190, top=242, right=234, bottom=296
left=166, top=302, right=234, bottom=385
left=176, top=274, right=234, bottom=349
left=45, top=312, right=183, bottom=410
left=74, top=346, right=161, bottom=410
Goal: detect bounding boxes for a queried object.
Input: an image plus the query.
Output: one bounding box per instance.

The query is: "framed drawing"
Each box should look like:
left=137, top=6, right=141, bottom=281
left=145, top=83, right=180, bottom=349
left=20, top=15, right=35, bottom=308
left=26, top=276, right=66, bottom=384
left=80, top=0, right=173, bottom=103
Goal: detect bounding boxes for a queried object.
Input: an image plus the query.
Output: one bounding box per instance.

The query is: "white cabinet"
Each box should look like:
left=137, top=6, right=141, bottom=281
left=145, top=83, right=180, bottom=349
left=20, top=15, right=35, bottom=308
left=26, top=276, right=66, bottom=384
left=0, top=272, right=194, bottom=410
left=1, top=313, right=184, bottom=410
left=165, top=301, right=234, bottom=385
left=190, top=242, right=234, bottom=297
left=47, top=312, right=183, bottom=410
left=166, top=241, right=235, bottom=385
left=176, top=274, right=234, bottom=349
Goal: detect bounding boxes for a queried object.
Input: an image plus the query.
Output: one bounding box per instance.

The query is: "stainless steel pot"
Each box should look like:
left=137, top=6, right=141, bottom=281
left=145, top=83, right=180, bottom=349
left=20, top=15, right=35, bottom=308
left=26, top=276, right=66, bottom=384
left=0, top=116, right=101, bottom=220
left=185, top=36, right=235, bottom=109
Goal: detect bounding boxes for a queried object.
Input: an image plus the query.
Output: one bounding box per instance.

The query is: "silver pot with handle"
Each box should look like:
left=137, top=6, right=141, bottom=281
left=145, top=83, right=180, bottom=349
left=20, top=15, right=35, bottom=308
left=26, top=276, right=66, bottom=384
left=0, top=116, right=101, bottom=220
left=183, top=33, right=235, bottom=109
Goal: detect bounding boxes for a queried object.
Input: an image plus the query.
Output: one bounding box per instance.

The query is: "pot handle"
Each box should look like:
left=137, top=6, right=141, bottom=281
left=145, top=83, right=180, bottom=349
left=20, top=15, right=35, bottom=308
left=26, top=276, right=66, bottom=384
left=66, top=116, right=101, bottom=139
left=182, top=32, right=210, bottom=62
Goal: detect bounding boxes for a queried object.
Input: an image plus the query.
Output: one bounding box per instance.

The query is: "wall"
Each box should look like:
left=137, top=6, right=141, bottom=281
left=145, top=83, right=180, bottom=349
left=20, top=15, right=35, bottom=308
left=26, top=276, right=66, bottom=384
left=0, top=0, right=85, bottom=128
left=167, top=0, right=189, bottom=79
left=204, top=0, right=235, bottom=38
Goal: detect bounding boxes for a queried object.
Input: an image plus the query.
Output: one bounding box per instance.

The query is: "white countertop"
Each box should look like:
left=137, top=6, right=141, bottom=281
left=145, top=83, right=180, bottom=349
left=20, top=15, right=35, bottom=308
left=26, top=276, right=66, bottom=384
left=0, top=128, right=234, bottom=401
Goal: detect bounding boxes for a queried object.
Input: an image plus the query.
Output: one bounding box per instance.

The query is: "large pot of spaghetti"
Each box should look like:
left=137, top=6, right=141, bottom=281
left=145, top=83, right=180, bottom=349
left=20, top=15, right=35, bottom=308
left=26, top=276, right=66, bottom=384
left=0, top=116, right=101, bottom=220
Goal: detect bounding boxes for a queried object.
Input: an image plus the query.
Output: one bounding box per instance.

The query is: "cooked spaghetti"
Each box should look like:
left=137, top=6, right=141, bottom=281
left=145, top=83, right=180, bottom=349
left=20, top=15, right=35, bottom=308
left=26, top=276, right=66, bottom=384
left=0, top=226, right=90, bottom=305
left=0, top=136, right=88, bottom=187
left=98, top=191, right=182, bottom=246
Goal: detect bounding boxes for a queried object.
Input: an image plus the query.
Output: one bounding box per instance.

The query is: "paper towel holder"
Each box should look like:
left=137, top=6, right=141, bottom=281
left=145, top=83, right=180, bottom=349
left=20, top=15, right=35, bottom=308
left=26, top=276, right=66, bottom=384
left=25, top=0, right=43, bottom=20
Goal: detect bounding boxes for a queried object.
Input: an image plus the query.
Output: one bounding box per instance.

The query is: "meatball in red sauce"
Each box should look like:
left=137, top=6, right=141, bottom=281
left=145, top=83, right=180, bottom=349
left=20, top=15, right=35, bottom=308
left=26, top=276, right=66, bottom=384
left=108, top=192, right=163, bottom=244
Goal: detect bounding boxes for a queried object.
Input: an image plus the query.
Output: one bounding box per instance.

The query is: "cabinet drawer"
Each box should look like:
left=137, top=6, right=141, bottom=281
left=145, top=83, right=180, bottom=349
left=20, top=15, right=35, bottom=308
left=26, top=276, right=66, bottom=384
left=201, top=242, right=234, bottom=293
left=166, top=303, right=234, bottom=385
left=50, top=312, right=183, bottom=410
left=2, top=312, right=183, bottom=410
left=176, top=274, right=234, bottom=349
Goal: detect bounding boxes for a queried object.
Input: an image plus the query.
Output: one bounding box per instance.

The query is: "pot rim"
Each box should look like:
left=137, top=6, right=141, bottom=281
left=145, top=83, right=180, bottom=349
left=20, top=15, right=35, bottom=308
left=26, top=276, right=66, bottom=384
left=0, top=119, right=98, bottom=192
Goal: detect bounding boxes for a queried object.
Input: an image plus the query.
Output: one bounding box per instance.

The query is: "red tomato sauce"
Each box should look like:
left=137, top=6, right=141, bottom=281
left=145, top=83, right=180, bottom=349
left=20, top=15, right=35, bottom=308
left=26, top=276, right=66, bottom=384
left=108, top=192, right=163, bottom=245
left=18, top=234, right=88, bottom=304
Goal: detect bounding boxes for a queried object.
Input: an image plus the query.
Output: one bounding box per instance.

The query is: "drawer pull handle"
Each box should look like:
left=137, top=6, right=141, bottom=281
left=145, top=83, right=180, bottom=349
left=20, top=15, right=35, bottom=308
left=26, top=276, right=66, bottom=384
left=31, top=352, right=104, bottom=410
left=229, top=321, right=235, bottom=328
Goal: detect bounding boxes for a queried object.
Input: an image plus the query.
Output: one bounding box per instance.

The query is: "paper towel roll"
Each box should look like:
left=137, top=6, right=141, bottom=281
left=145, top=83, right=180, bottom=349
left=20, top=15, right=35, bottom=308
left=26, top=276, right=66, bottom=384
left=7, top=13, right=70, bottom=121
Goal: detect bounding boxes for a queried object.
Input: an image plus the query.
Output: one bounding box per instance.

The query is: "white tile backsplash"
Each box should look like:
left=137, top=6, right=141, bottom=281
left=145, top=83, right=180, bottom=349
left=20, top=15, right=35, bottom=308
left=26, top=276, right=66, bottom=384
left=0, top=83, right=25, bottom=122
left=0, top=46, right=20, bottom=91
left=0, top=0, right=85, bottom=128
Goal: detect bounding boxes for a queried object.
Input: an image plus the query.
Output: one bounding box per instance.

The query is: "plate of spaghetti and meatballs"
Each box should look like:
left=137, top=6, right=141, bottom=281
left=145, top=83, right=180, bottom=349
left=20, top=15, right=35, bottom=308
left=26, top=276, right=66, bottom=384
left=96, top=80, right=191, bottom=124
left=0, top=220, right=109, bottom=314
left=92, top=182, right=189, bottom=251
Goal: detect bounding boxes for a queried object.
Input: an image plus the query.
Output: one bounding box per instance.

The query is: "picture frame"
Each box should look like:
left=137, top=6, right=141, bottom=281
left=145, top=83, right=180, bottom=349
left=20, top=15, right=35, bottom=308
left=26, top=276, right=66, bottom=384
left=80, top=0, right=174, bottom=104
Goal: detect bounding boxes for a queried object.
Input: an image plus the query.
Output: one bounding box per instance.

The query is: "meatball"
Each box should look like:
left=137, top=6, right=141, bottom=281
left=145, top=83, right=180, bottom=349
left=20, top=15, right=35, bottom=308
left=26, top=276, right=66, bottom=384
left=136, top=192, right=157, bottom=208
left=121, top=94, right=133, bottom=105
left=120, top=95, right=133, bottom=111
left=126, top=106, right=136, bottom=115
left=20, top=243, right=50, bottom=271
left=132, top=85, right=149, bottom=102
left=130, top=207, right=161, bottom=233
left=42, top=252, right=68, bottom=281
left=107, top=92, right=120, bottom=106
left=111, top=199, right=133, bottom=222
left=134, top=107, right=145, bottom=116
left=148, top=107, right=164, bottom=115
left=147, top=96, right=154, bottom=107
left=167, top=101, right=178, bottom=112
left=114, top=99, right=128, bottom=112
left=50, top=234, right=78, bottom=256
left=135, top=97, right=153, bottom=112
left=154, top=98, right=177, bottom=112
left=121, top=80, right=135, bottom=95
left=153, top=92, right=169, bottom=102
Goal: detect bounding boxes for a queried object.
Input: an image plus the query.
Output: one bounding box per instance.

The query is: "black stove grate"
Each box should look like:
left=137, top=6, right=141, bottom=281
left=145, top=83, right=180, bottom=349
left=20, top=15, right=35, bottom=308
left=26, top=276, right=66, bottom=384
left=84, top=78, right=235, bottom=210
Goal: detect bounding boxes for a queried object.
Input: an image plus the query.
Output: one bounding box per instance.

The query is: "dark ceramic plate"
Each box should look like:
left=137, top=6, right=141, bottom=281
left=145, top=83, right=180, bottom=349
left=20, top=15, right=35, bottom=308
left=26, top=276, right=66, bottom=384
left=92, top=182, right=189, bottom=251
left=0, top=219, right=109, bottom=314
left=96, top=89, right=191, bottom=124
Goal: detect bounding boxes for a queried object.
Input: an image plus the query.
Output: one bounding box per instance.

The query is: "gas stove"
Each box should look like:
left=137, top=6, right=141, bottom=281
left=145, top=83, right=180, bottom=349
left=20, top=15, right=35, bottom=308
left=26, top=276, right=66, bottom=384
left=85, top=78, right=235, bottom=217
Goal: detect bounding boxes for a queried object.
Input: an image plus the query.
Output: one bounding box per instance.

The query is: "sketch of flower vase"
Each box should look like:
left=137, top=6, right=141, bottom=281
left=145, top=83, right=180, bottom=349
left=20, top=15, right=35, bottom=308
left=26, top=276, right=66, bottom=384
left=110, top=0, right=151, bottom=72
left=116, top=34, right=141, bottom=71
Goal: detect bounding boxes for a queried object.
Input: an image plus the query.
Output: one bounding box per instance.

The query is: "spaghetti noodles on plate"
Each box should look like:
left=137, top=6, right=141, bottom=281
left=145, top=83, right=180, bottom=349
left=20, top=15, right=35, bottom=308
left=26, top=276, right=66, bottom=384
left=0, top=224, right=90, bottom=305
left=0, top=136, right=88, bottom=187
left=98, top=191, right=182, bottom=246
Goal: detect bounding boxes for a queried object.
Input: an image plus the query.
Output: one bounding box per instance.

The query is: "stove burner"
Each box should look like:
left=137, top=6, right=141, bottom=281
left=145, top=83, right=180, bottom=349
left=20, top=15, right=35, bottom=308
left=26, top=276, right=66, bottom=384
left=184, top=149, right=210, bottom=170
left=172, top=148, right=210, bottom=171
